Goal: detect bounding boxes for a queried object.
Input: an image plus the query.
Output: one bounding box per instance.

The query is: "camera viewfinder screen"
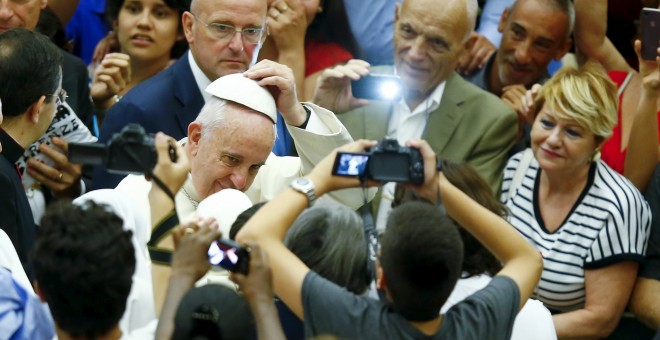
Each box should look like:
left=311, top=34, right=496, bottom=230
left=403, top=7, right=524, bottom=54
left=208, top=241, right=239, bottom=268
left=333, top=153, right=369, bottom=176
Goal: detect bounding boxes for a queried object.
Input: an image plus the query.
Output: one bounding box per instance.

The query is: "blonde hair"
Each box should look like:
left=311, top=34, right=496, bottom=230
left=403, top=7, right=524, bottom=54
left=533, top=62, right=617, bottom=140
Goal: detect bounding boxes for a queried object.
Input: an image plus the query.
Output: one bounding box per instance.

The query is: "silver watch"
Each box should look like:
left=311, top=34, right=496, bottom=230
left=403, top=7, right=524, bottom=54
left=290, top=177, right=316, bottom=206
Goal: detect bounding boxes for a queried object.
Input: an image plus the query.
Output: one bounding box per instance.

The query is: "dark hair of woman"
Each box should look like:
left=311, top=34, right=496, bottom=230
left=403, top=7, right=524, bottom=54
left=306, top=0, right=360, bottom=57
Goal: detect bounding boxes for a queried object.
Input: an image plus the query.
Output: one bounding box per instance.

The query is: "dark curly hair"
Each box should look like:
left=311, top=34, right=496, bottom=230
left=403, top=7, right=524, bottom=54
left=32, top=201, right=136, bottom=340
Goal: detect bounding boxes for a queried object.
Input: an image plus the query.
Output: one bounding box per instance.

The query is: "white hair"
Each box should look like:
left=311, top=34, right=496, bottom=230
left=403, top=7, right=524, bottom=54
left=194, top=97, right=277, bottom=143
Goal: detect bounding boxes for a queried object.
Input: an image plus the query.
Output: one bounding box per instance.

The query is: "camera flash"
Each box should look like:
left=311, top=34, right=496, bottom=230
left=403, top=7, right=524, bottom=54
left=379, top=80, right=402, bottom=100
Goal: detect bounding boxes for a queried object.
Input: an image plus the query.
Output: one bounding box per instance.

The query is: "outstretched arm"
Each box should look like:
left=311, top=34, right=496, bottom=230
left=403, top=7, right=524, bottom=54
left=236, top=140, right=378, bottom=318
left=230, top=242, right=286, bottom=340
left=415, top=141, right=543, bottom=310
left=623, top=42, right=660, bottom=192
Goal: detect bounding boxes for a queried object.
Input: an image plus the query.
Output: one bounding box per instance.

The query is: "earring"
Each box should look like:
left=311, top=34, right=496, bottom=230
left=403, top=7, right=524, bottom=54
left=317, top=6, right=323, bottom=13
left=591, top=149, right=601, bottom=163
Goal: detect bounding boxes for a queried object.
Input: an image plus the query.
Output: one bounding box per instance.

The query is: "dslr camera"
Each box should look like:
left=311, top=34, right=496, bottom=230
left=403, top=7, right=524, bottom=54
left=69, top=124, right=174, bottom=175
left=332, top=139, right=424, bottom=184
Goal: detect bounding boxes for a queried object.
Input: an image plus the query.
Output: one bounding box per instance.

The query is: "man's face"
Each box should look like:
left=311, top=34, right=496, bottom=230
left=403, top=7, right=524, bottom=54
left=393, top=0, right=469, bottom=97
left=495, top=0, right=570, bottom=87
left=183, top=0, right=267, bottom=81
left=0, top=0, right=47, bottom=32
left=187, top=104, right=274, bottom=200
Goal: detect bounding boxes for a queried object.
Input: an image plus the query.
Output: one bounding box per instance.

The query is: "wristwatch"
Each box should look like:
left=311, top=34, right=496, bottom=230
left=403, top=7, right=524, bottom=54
left=290, top=177, right=316, bottom=207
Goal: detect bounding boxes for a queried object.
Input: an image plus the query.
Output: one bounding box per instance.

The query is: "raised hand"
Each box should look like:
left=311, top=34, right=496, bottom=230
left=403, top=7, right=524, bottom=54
left=91, top=53, right=132, bottom=110
left=267, top=0, right=307, bottom=52
left=457, top=32, right=497, bottom=76
left=27, top=137, right=82, bottom=199
left=244, top=59, right=308, bottom=126
left=312, top=59, right=371, bottom=114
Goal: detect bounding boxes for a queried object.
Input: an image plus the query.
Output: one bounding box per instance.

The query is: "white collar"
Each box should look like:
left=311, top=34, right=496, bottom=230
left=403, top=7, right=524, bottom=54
left=408, top=80, right=446, bottom=116
left=187, top=51, right=213, bottom=103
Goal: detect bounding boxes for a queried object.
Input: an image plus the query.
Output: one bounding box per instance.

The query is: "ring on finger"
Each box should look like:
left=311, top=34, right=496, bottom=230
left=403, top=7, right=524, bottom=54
left=280, top=4, right=288, bottom=11
left=58, top=172, right=63, bottom=181
left=185, top=227, right=195, bottom=235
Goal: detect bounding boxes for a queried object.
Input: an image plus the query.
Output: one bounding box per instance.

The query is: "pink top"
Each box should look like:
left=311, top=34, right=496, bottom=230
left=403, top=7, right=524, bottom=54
left=601, top=70, right=660, bottom=174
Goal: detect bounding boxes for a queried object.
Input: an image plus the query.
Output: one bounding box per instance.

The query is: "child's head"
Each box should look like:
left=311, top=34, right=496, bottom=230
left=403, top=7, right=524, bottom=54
left=285, top=204, right=370, bottom=294
left=379, top=201, right=463, bottom=321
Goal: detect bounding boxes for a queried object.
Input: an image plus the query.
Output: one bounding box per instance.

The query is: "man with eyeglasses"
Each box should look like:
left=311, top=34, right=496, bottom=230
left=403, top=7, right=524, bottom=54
left=312, top=0, right=517, bottom=226
left=94, top=0, right=299, bottom=190
left=0, top=28, right=64, bottom=277
left=0, top=0, right=98, bottom=227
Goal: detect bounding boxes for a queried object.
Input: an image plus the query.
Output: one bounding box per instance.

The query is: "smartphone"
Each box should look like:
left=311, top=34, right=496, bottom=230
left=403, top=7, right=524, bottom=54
left=332, top=152, right=370, bottom=177
left=351, top=74, right=402, bottom=101
left=641, top=8, right=660, bottom=60
left=207, top=238, right=250, bottom=274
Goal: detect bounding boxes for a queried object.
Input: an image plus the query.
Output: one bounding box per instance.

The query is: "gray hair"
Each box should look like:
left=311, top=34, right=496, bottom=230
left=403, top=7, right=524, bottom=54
left=284, top=204, right=370, bottom=294
left=194, top=97, right=277, bottom=142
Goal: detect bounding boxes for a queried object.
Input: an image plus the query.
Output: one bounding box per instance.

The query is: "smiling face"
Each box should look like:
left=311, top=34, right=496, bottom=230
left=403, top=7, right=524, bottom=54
left=0, top=0, right=46, bottom=32
left=393, top=0, right=469, bottom=99
left=183, top=0, right=267, bottom=81
left=187, top=103, right=274, bottom=200
left=495, top=0, right=570, bottom=88
left=530, top=105, right=600, bottom=176
left=115, top=0, right=182, bottom=63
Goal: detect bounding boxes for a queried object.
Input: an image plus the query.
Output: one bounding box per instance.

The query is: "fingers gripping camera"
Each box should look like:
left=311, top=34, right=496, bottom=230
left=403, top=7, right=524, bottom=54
left=332, top=139, right=424, bottom=184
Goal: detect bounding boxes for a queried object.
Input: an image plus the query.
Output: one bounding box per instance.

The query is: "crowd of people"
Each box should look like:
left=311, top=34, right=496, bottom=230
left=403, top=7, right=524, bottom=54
left=0, top=0, right=659, bottom=339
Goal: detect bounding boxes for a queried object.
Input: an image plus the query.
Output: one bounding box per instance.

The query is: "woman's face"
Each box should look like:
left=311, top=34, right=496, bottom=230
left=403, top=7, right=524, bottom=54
left=530, top=104, right=600, bottom=175
left=116, top=0, right=182, bottom=62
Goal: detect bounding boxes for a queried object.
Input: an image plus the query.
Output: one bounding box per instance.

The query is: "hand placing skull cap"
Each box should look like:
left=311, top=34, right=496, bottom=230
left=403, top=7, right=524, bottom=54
left=205, top=73, right=277, bottom=124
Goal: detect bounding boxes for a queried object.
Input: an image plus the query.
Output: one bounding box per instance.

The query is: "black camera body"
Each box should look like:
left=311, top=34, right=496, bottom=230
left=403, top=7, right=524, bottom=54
left=332, top=139, right=424, bottom=184
left=69, top=124, right=164, bottom=175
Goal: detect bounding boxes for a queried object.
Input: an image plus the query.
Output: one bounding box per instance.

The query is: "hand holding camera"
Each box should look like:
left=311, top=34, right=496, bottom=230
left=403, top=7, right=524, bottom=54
left=332, top=138, right=425, bottom=184
left=312, top=59, right=372, bottom=114
left=171, top=217, right=222, bottom=281
left=229, top=242, right=274, bottom=303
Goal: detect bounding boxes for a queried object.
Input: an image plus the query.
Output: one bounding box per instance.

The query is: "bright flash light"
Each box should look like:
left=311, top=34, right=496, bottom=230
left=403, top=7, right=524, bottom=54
left=378, top=80, right=402, bottom=100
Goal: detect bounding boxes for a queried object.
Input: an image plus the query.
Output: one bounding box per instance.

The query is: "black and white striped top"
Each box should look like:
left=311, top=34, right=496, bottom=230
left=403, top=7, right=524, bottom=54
left=501, top=150, right=651, bottom=311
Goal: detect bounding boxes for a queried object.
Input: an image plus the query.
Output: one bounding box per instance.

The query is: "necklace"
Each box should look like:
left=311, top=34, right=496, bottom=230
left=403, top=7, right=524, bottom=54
left=182, top=186, right=199, bottom=209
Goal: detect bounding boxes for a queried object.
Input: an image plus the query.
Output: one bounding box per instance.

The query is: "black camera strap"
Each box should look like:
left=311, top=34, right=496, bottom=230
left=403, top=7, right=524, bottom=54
left=358, top=175, right=379, bottom=285
left=147, top=210, right=179, bottom=265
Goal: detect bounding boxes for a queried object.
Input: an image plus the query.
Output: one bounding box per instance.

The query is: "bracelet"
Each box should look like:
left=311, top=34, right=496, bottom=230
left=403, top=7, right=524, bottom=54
left=113, top=94, right=122, bottom=103
left=296, top=104, right=312, bottom=129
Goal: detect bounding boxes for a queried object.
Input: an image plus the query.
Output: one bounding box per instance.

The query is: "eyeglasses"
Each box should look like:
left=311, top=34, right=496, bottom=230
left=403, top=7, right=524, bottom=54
left=46, top=88, right=68, bottom=106
left=190, top=13, right=267, bottom=45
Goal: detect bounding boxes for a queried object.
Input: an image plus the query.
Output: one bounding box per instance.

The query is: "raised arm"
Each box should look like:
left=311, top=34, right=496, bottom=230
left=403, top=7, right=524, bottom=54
left=263, top=0, right=308, bottom=100
left=573, top=0, right=631, bottom=71
left=236, top=140, right=378, bottom=318
left=148, top=133, right=190, bottom=228
left=410, top=141, right=543, bottom=310
left=623, top=42, right=660, bottom=192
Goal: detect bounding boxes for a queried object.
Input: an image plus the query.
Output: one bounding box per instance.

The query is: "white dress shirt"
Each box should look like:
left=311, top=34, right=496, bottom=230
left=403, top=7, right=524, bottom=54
left=376, top=81, right=446, bottom=231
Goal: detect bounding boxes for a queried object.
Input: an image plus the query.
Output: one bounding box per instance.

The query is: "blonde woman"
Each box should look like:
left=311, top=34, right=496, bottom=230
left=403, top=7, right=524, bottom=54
left=501, top=63, right=651, bottom=338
